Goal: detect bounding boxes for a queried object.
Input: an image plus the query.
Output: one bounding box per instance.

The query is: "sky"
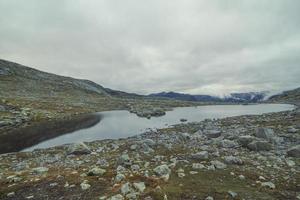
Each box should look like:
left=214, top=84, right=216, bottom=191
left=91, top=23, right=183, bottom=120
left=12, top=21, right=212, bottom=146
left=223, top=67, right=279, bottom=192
left=0, top=0, right=300, bottom=96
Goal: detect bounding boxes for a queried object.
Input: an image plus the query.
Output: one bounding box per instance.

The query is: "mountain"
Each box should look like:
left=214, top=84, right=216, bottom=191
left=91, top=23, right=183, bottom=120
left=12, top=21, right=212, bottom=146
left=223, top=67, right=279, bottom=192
left=149, top=92, right=221, bottom=102
left=268, top=87, right=300, bottom=104
left=149, top=91, right=268, bottom=103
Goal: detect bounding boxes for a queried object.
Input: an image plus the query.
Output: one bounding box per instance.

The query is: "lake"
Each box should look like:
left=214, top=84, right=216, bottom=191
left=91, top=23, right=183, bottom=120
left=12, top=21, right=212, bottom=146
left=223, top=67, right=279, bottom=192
left=19, top=103, right=295, bottom=152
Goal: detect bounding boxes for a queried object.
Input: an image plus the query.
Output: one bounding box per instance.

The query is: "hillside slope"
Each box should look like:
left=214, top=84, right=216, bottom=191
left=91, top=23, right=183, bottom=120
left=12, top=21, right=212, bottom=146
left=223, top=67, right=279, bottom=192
left=268, top=87, right=300, bottom=104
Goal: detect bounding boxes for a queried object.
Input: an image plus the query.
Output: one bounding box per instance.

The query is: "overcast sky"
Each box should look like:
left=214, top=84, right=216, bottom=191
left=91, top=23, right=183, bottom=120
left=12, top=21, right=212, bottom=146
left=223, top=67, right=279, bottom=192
left=0, top=0, right=299, bottom=95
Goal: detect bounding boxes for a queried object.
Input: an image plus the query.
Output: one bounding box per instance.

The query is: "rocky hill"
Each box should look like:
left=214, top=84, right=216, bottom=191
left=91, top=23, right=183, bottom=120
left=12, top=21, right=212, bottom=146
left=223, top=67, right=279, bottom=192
left=268, top=87, right=300, bottom=104
left=0, top=59, right=200, bottom=132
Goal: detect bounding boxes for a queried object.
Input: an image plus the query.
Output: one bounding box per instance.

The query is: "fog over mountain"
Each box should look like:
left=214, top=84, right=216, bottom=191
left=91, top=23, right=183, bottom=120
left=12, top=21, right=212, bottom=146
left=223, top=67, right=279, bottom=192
left=0, top=0, right=299, bottom=95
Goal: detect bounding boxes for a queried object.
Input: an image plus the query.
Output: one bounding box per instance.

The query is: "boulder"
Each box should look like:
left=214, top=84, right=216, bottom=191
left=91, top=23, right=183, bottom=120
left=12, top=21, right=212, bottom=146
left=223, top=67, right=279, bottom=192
left=204, top=130, right=221, bottom=138
left=287, top=145, right=300, bottom=158
left=220, top=139, right=238, bottom=148
left=211, top=160, right=227, bottom=169
left=87, top=167, right=106, bottom=176
left=67, top=143, right=91, bottom=155
left=224, top=156, right=243, bottom=165
left=238, top=135, right=255, bottom=147
left=117, top=154, right=131, bottom=166
left=255, top=128, right=275, bottom=141
left=191, top=151, right=209, bottom=160
left=153, top=164, right=171, bottom=180
left=32, top=167, right=49, bottom=175
left=247, top=141, right=273, bottom=151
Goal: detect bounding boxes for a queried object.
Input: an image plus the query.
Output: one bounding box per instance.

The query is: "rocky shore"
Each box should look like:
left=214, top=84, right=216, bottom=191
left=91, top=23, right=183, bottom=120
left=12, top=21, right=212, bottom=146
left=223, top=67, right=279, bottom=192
left=0, top=105, right=299, bottom=200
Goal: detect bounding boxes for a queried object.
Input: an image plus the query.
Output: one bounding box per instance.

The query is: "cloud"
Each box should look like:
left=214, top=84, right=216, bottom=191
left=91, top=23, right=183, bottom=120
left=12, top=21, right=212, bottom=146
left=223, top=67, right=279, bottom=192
left=0, top=0, right=299, bottom=95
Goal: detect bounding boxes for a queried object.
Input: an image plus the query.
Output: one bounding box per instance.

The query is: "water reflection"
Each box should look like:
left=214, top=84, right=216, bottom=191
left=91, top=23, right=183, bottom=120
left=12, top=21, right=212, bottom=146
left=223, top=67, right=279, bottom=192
left=0, top=104, right=295, bottom=153
left=0, top=114, right=101, bottom=153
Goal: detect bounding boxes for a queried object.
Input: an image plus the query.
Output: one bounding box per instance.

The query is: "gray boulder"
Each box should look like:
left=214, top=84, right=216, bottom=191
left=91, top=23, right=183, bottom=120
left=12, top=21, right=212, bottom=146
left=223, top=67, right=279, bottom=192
left=211, top=160, right=227, bottom=169
left=67, top=143, right=91, bottom=155
left=255, top=128, right=275, bottom=141
left=191, top=151, right=209, bottom=160
left=287, top=145, right=300, bottom=158
left=237, top=135, right=254, bottom=147
left=224, top=156, right=243, bottom=165
left=204, top=130, right=221, bottom=138
left=247, top=141, right=273, bottom=151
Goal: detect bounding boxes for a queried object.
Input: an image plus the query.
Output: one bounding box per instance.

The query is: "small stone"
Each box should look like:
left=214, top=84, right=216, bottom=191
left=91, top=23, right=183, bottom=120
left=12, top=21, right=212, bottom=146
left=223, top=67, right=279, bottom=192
left=87, top=167, right=106, bottom=176
left=7, top=192, right=15, bottom=197
left=238, top=175, right=245, bottom=180
left=191, top=151, right=209, bottom=160
left=80, top=181, right=91, bottom=190
left=192, top=163, right=205, bottom=169
left=238, top=135, right=254, bottom=147
left=121, top=182, right=133, bottom=195
left=131, top=164, right=140, bottom=172
left=228, top=190, right=237, bottom=198
left=205, top=129, right=221, bottom=138
left=108, top=194, right=124, bottom=200
left=26, top=196, right=34, bottom=199
left=133, top=182, right=146, bottom=193
left=224, top=156, right=243, bottom=165
left=211, top=160, right=227, bottom=169
left=115, top=173, right=125, bottom=183
left=153, top=164, right=171, bottom=181
left=67, top=142, right=91, bottom=155
left=32, top=167, right=49, bottom=175
left=118, top=154, right=131, bottom=166
left=261, top=182, right=275, bottom=189
left=178, top=172, right=185, bottom=178
left=205, top=196, right=214, bottom=200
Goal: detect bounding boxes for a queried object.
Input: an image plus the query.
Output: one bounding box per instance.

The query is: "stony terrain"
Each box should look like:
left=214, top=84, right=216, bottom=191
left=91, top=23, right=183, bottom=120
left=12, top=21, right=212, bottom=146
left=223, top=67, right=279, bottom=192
left=0, top=105, right=299, bottom=200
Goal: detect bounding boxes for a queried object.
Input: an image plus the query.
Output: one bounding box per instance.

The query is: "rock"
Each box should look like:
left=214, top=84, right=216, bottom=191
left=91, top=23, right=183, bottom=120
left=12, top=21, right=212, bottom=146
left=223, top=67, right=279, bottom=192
left=287, top=127, right=297, bottom=133
left=238, top=135, right=254, bottom=147
left=133, top=182, right=146, bottom=193
left=192, top=163, right=205, bottom=170
left=115, top=173, right=125, bottom=183
left=204, top=129, right=221, bottom=138
left=255, top=128, right=275, bottom=141
left=97, top=159, right=109, bottom=167
left=211, top=160, right=227, bottom=169
left=178, top=172, right=185, bottom=178
left=7, top=175, right=22, bottom=183
left=261, top=182, right=275, bottom=189
left=131, top=164, right=140, bottom=172
left=180, top=132, right=191, bottom=140
left=228, top=190, right=237, bottom=198
left=220, top=139, right=238, bottom=148
left=80, top=181, right=91, bottom=190
left=108, top=194, right=124, bottom=200
left=32, top=167, right=49, bottom=175
left=238, top=175, right=245, bottom=180
left=7, top=192, right=15, bottom=197
left=191, top=151, right=209, bottom=160
left=117, top=154, right=131, bottom=166
left=224, top=156, right=243, bottom=165
left=205, top=196, right=214, bottom=200
left=67, top=143, right=91, bottom=155
left=87, top=167, right=106, bottom=176
left=143, top=139, right=156, bottom=146
left=287, top=145, right=300, bottom=158
left=121, top=182, right=133, bottom=195
left=247, top=141, right=273, bottom=151
left=153, top=164, right=171, bottom=181
left=180, top=118, right=187, bottom=122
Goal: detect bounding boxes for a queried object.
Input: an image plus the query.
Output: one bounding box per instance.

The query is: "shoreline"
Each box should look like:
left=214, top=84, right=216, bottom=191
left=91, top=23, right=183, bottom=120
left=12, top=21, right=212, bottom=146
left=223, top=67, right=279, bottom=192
left=0, top=102, right=299, bottom=199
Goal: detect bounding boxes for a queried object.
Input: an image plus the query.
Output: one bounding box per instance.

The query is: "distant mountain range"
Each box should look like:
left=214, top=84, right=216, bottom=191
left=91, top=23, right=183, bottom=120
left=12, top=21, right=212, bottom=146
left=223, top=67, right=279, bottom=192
left=149, top=91, right=268, bottom=103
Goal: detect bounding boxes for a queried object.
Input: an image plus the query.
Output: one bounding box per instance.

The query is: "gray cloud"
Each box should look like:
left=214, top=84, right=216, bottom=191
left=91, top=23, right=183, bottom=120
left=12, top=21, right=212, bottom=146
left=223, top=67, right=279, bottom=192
left=0, top=0, right=300, bottom=95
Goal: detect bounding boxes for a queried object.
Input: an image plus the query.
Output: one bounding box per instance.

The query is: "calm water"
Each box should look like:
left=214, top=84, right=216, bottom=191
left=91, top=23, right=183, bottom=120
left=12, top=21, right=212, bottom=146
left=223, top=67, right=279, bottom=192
left=23, top=104, right=294, bottom=151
